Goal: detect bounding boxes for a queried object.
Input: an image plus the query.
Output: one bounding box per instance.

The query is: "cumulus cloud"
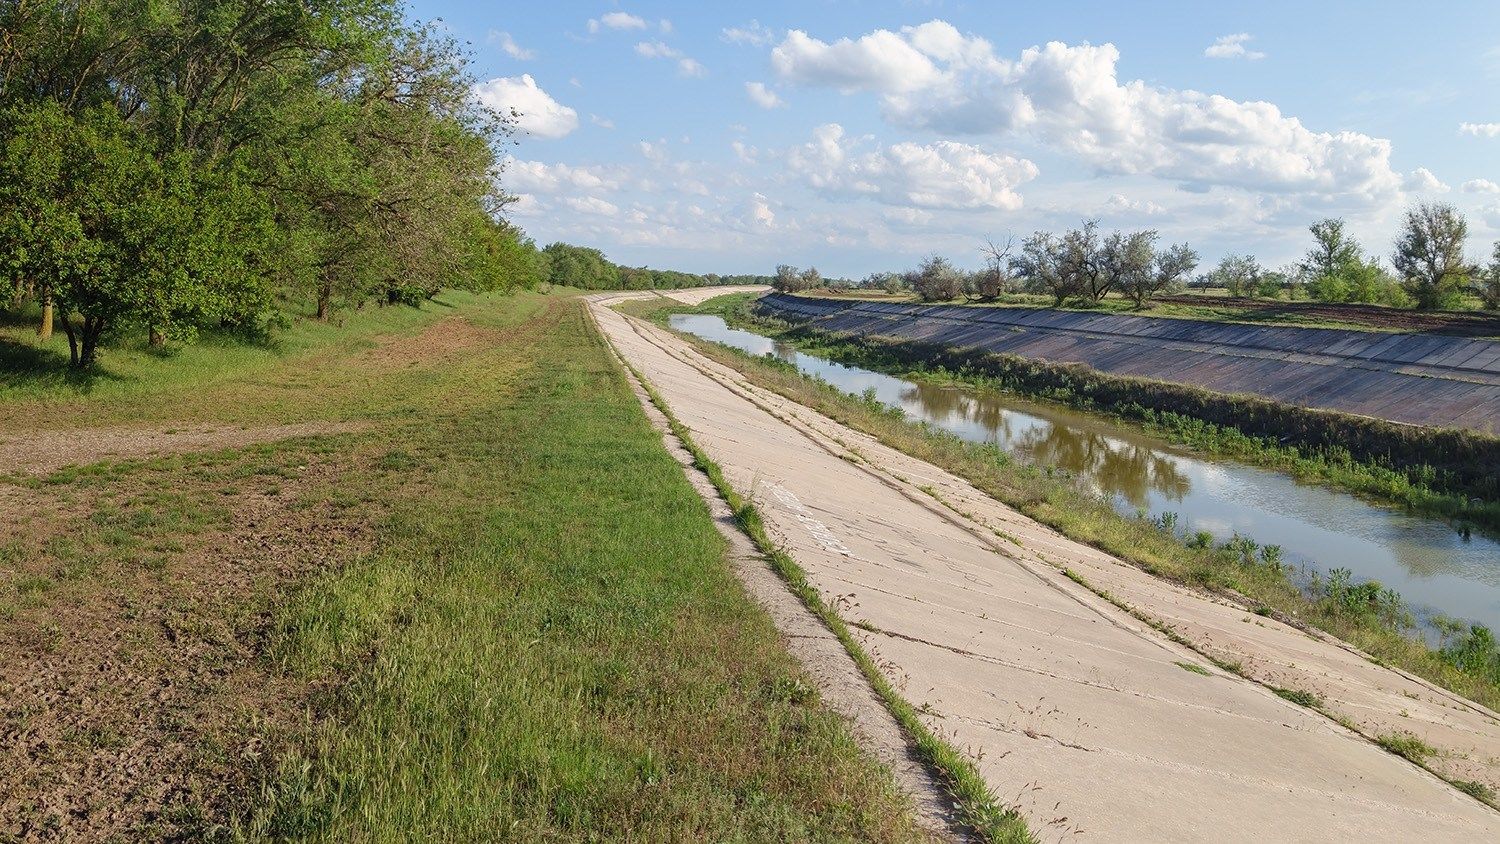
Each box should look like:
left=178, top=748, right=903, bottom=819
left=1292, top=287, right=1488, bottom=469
left=723, top=20, right=775, bottom=47
left=786, top=123, right=1037, bottom=211
left=1460, top=122, right=1500, bottom=137
left=588, top=12, right=646, bottom=33
left=677, top=58, right=707, bottom=78
left=771, top=22, right=1404, bottom=201
left=489, top=31, right=535, bottom=60
left=589, top=114, right=614, bottom=129
left=473, top=75, right=578, bottom=139
left=745, top=82, right=784, bottom=109
left=1463, top=178, right=1500, bottom=193
left=1204, top=33, right=1265, bottom=60
left=1402, top=167, right=1449, bottom=193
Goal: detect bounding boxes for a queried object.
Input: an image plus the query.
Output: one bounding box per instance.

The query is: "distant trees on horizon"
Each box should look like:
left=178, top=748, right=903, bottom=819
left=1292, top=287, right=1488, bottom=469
left=778, top=201, right=1500, bottom=312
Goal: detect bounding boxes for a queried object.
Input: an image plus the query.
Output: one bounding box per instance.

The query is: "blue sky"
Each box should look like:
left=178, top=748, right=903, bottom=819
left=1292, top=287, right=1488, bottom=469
left=419, top=1, right=1500, bottom=277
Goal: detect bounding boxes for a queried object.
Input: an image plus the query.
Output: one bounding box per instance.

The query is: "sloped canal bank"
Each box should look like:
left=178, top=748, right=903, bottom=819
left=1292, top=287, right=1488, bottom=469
left=669, top=313, right=1500, bottom=633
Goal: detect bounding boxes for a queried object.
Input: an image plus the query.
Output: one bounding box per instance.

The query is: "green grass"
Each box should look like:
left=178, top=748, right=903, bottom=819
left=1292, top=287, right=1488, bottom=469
left=616, top=345, right=1034, bottom=844
left=633, top=297, right=1500, bottom=714
left=237, top=298, right=930, bottom=841
left=1375, top=732, right=1438, bottom=764
left=1270, top=687, right=1324, bottom=709
left=1174, top=661, right=1212, bottom=676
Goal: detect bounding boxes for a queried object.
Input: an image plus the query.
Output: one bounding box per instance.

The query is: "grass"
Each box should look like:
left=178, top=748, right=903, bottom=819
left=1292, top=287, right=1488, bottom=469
left=242, top=298, right=936, bottom=840
left=615, top=343, right=1034, bottom=843
left=628, top=296, right=1500, bottom=714
left=2, top=291, right=941, bottom=840
left=1375, top=732, right=1438, bottom=764
left=803, top=287, right=1500, bottom=335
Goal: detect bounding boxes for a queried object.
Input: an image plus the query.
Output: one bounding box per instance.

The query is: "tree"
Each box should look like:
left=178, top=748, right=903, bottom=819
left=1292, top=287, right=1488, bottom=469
left=964, top=237, right=1014, bottom=302
left=798, top=266, right=823, bottom=291
left=1102, top=230, right=1156, bottom=307
left=1392, top=202, right=1471, bottom=310
left=1303, top=219, right=1362, bottom=281
left=1479, top=242, right=1500, bottom=310
left=1013, top=231, right=1074, bottom=305
left=772, top=264, right=801, bottom=292
left=1120, top=239, right=1198, bottom=309
left=1062, top=220, right=1109, bottom=302
left=1207, top=254, right=1264, bottom=297
left=909, top=256, right=962, bottom=302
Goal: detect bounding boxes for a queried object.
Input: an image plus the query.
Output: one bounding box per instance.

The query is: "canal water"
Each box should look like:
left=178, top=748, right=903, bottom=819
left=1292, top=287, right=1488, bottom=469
left=669, top=313, right=1500, bottom=631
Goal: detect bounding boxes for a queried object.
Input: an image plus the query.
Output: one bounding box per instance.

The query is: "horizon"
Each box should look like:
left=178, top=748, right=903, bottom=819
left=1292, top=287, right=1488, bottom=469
left=422, top=1, right=1500, bottom=278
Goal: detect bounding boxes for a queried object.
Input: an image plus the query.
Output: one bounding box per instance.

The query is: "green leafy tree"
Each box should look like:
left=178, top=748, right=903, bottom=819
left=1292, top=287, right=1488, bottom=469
left=1392, top=202, right=1471, bottom=310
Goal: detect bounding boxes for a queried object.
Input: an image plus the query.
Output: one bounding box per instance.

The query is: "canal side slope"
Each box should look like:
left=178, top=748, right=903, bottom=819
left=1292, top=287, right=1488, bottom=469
left=591, top=295, right=1500, bottom=840
left=757, top=293, right=1500, bottom=433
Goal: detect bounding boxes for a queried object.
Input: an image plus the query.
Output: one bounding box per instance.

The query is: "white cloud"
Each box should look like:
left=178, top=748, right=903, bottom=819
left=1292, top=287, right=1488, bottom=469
left=772, top=23, right=1404, bottom=201
left=786, top=123, right=1037, bottom=211
left=731, top=141, right=758, bottom=163
left=748, top=193, right=777, bottom=228
left=489, top=31, right=535, bottom=60
left=504, top=160, right=621, bottom=193
left=1463, top=178, right=1500, bottom=193
left=771, top=27, right=944, bottom=93
left=589, top=114, right=615, bottom=129
left=635, top=41, right=706, bottom=77
left=659, top=19, right=673, bottom=34
left=723, top=20, right=775, bottom=47
left=1460, top=122, right=1500, bottom=137
left=588, top=12, right=647, bottom=33
left=635, top=40, right=678, bottom=59
left=745, top=82, right=785, bottom=109
left=1103, top=194, right=1166, bottom=216
left=473, top=75, right=578, bottom=139
left=561, top=196, right=620, bottom=216
left=638, top=140, right=666, bottom=162
left=1402, top=167, right=1450, bottom=193
left=1204, top=33, right=1266, bottom=61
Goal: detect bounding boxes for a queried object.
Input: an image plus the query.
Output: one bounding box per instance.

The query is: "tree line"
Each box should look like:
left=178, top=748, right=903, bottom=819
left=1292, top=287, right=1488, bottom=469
left=539, top=243, right=771, bottom=291
left=776, top=202, right=1500, bottom=311
left=0, top=2, right=735, bottom=368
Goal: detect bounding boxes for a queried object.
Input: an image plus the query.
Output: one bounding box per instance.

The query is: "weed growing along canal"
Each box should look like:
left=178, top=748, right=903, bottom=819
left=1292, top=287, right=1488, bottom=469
left=624, top=295, right=1500, bottom=713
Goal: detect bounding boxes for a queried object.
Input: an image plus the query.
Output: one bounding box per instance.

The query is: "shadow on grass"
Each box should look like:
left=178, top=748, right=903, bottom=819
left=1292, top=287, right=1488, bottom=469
left=0, top=337, right=118, bottom=392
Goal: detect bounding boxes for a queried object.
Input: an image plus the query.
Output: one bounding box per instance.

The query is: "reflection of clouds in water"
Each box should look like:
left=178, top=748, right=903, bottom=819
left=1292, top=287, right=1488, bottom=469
left=900, top=382, right=1191, bottom=509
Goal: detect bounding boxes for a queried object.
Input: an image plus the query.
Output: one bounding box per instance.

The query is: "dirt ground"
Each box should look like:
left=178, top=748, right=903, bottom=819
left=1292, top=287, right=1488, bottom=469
left=0, top=443, right=376, bottom=840
left=0, top=422, right=358, bottom=477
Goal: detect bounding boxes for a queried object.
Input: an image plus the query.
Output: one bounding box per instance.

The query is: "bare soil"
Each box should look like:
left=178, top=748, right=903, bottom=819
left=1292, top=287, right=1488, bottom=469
left=0, top=451, right=376, bottom=841
left=0, top=422, right=358, bottom=477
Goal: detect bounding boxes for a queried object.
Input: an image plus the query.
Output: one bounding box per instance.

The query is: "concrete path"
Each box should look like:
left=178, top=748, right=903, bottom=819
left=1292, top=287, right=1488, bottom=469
left=589, top=292, right=1500, bottom=842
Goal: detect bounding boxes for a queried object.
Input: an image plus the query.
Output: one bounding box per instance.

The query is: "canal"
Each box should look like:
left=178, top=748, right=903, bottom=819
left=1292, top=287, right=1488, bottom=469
left=669, top=313, right=1500, bottom=631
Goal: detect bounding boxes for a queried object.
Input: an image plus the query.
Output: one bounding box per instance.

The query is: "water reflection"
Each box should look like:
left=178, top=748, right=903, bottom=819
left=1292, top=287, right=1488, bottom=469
left=669, top=313, right=1500, bottom=629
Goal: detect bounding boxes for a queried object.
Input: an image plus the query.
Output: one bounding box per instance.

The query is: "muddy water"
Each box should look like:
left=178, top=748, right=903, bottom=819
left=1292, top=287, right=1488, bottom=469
left=669, top=313, right=1500, bottom=630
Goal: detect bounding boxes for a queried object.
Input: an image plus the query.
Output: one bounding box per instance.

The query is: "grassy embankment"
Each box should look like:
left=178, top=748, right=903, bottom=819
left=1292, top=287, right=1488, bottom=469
left=802, top=287, right=1499, bottom=335
left=0, top=291, right=937, bottom=840
left=623, top=294, right=1500, bottom=713
left=684, top=294, right=1500, bottom=532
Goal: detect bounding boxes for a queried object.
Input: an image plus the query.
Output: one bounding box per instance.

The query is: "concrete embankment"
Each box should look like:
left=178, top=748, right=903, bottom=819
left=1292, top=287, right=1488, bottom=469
left=756, top=293, right=1500, bottom=433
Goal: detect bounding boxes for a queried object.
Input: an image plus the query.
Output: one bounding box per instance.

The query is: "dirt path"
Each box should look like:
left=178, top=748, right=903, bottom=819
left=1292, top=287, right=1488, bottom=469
left=0, top=422, right=358, bottom=476
left=588, top=293, right=1500, bottom=841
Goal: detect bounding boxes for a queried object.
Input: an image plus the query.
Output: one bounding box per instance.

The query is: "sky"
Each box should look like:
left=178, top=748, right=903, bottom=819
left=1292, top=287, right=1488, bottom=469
left=418, top=1, right=1500, bottom=278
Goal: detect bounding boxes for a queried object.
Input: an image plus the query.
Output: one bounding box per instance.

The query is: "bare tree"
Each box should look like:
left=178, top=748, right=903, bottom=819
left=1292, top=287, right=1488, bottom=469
left=966, top=236, right=1015, bottom=301
left=1392, top=202, right=1470, bottom=310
